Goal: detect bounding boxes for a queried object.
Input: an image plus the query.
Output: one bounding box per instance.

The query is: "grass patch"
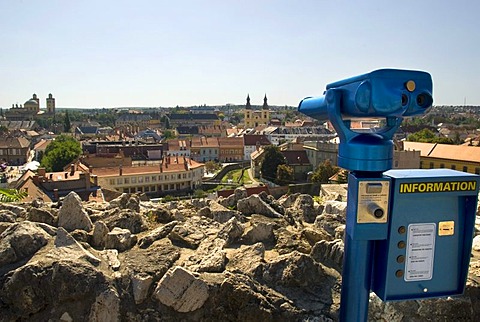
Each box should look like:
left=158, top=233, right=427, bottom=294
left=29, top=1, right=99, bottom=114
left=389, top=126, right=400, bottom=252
left=221, top=168, right=253, bottom=185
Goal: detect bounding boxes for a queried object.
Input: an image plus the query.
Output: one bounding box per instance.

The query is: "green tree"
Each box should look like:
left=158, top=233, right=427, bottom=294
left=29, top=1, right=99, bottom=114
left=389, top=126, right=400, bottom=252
left=64, top=110, right=71, bottom=133
left=40, top=135, right=82, bottom=172
left=277, top=164, right=294, bottom=185
left=205, top=161, right=220, bottom=174
left=163, top=130, right=176, bottom=140
left=311, top=159, right=339, bottom=183
left=261, top=145, right=286, bottom=182
left=407, top=128, right=454, bottom=144
left=0, top=188, right=27, bottom=202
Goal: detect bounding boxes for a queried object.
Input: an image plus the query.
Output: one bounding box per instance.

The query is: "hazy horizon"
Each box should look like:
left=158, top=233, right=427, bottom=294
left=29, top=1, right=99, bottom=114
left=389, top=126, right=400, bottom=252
left=1, top=1, right=479, bottom=108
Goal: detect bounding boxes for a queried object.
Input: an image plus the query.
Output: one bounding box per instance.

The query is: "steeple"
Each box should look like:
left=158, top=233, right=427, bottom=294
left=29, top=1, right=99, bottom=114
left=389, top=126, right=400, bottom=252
left=246, top=94, right=252, bottom=110
left=262, top=94, right=268, bottom=110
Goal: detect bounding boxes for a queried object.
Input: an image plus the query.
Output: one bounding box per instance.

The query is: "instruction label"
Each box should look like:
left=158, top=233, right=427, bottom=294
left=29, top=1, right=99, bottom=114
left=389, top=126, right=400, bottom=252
left=405, top=223, right=436, bottom=281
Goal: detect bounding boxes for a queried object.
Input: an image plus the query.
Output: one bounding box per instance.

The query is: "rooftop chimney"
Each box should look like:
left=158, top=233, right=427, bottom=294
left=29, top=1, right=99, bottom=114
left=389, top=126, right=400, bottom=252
left=38, top=168, right=46, bottom=177
left=70, top=164, right=75, bottom=176
left=119, top=165, right=123, bottom=176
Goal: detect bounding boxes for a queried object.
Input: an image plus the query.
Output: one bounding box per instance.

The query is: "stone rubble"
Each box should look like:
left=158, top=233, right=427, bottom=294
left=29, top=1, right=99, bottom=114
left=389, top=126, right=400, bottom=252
left=0, top=188, right=479, bottom=321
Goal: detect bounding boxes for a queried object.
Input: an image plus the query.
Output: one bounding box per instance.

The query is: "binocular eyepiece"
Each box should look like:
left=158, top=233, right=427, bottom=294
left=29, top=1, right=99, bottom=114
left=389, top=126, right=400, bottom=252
left=298, top=69, right=433, bottom=120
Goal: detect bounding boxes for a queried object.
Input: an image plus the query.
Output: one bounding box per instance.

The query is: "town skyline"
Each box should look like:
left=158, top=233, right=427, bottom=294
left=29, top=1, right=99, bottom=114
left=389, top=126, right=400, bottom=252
left=1, top=1, right=480, bottom=108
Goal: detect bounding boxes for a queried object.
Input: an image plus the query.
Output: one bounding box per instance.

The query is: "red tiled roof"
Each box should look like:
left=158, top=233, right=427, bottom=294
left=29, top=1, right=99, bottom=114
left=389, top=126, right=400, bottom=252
left=243, top=135, right=271, bottom=146
left=282, top=150, right=310, bottom=165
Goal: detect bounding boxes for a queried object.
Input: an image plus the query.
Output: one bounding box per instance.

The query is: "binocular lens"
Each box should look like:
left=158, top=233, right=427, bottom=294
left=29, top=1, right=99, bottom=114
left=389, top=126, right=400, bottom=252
left=401, top=94, right=408, bottom=106
left=417, top=94, right=426, bottom=107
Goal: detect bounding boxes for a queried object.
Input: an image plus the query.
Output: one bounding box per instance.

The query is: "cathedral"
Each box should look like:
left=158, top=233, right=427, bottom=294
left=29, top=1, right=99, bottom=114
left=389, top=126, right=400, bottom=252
left=5, top=93, right=55, bottom=121
left=244, top=94, right=270, bottom=128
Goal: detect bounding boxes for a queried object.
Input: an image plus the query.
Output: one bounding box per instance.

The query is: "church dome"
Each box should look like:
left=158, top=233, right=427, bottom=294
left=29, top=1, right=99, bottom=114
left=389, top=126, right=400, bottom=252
left=24, top=99, right=38, bottom=106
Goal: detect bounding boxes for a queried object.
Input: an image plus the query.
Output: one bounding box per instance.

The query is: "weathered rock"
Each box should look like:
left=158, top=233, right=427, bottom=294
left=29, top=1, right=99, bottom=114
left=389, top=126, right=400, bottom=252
left=241, top=221, right=275, bottom=245
left=289, top=194, right=319, bottom=223
left=310, top=239, right=344, bottom=272
left=131, top=273, right=153, bottom=304
left=278, top=193, right=301, bottom=208
left=98, top=249, right=120, bottom=270
left=0, top=260, right=107, bottom=320
left=208, top=200, right=241, bottom=224
left=88, top=287, right=120, bottom=322
left=0, top=221, right=50, bottom=268
left=237, top=194, right=282, bottom=218
left=196, top=247, right=227, bottom=273
left=258, top=191, right=285, bottom=215
left=181, top=235, right=228, bottom=273
left=120, top=240, right=180, bottom=279
left=0, top=222, right=12, bottom=235
left=0, top=210, right=16, bottom=223
left=275, top=227, right=312, bottom=255
left=103, top=209, right=148, bottom=234
left=105, top=227, right=137, bottom=252
left=369, top=291, right=477, bottom=321
left=217, top=216, right=244, bottom=247
left=27, top=207, right=57, bottom=226
left=0, top=203, right=27, bottom=218
left=147, top=206, right=174, bottom=223
left=152, top=266, right=209, bottom=313
left=138, top=221, right=178, bottom=249
left=301, top=227, right=333, bottom=246
left=259, top=251, right=340, bottom=316
left=168, top=217, right=210, bottom=249
left=227, top=242, right=265, bottom=275
left=53, top=227, right=101, bottom=265
left=473, top=235, right=480, bottom=251
left=218, top=187, right=249, bottom=209
left=109, top=193, right=140, bottom=212
left=92, top=221, right=109, bottom=249
left=58, top=192, right=93, bottom=232
left=314, top=212, right=346, bottom=237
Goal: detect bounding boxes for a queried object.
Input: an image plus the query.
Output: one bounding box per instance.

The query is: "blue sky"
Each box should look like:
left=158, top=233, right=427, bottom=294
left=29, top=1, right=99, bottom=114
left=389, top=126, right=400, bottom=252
left=1, top=0, right=479, bottom=108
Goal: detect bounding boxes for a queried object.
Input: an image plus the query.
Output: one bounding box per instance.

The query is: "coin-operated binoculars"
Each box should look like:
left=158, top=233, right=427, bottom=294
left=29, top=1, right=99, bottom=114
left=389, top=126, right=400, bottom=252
left=299, top=69, right=480, bottom=321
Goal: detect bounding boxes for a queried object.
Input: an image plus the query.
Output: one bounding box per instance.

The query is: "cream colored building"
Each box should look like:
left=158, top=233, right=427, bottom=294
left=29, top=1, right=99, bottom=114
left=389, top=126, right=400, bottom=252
left=244, top=94, right=270, bottom=128
left=46, top=93, right=55, bottom=114
left=92, top=156, right=204, bottom=195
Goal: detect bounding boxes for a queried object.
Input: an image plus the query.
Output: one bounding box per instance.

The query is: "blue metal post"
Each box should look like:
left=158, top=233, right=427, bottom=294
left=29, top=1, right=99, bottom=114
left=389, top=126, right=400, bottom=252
left=340, top=237, right=373, bottom=321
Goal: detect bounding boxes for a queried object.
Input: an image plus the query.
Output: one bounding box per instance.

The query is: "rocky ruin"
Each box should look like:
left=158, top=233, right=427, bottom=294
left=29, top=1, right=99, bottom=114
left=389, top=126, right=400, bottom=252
left=1, top=187, right=480, bottom=321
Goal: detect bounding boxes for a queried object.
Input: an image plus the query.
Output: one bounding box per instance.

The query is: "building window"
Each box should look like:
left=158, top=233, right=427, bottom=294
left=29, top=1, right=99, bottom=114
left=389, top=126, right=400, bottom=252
left=109, top=179, right=115, bottom=185
left=152, top=176, right=157, bottom=182
left=124, top=178, right=130, bottom=184
left=145, top=176, right=150, bottom=182
left=440, top=163, right=445, bottom=168
left=117, top=178, right=122, bottom=184
left=429, top=162, right=434, bottom=169
left=463, top=166, right=468, bottom=172
left=476, top=168, right=480, bottom=175
left=131, top=177, right=137, bottom=183
left=138, top=176, right=144, bottom=183
left=420, top=161, right=423, bottom=168
left=451, top=165, right=456, bottom=170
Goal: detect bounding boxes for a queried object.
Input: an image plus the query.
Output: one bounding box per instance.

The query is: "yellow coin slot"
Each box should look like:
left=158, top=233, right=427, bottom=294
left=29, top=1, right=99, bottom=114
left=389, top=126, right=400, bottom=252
left=438, top=221, right=454, bottom=236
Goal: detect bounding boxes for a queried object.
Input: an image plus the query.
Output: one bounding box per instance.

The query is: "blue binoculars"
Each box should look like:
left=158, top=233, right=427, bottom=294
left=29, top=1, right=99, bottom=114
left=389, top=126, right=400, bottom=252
left=298, top=69, right=433, bottom=172
left=298, top=69, right=433, bottom=120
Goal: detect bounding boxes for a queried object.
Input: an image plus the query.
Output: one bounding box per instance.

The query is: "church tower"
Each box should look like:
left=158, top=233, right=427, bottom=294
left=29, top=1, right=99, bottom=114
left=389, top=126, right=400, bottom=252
left=244, top=94, right=252, bottom=128
left=262, top=94, right=268, bottom=109
left=46, top=93, right=56, bottom=114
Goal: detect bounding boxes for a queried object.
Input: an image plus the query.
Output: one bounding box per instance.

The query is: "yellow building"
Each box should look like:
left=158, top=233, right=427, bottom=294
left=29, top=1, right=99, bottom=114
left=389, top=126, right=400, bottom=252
left=46, top=93, right=55, bottom=114
left=403, top=141, right=480, bottom=174
left=92, top=156, right=204, bottom=195
left=244, top=94, right=270, bottom=128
